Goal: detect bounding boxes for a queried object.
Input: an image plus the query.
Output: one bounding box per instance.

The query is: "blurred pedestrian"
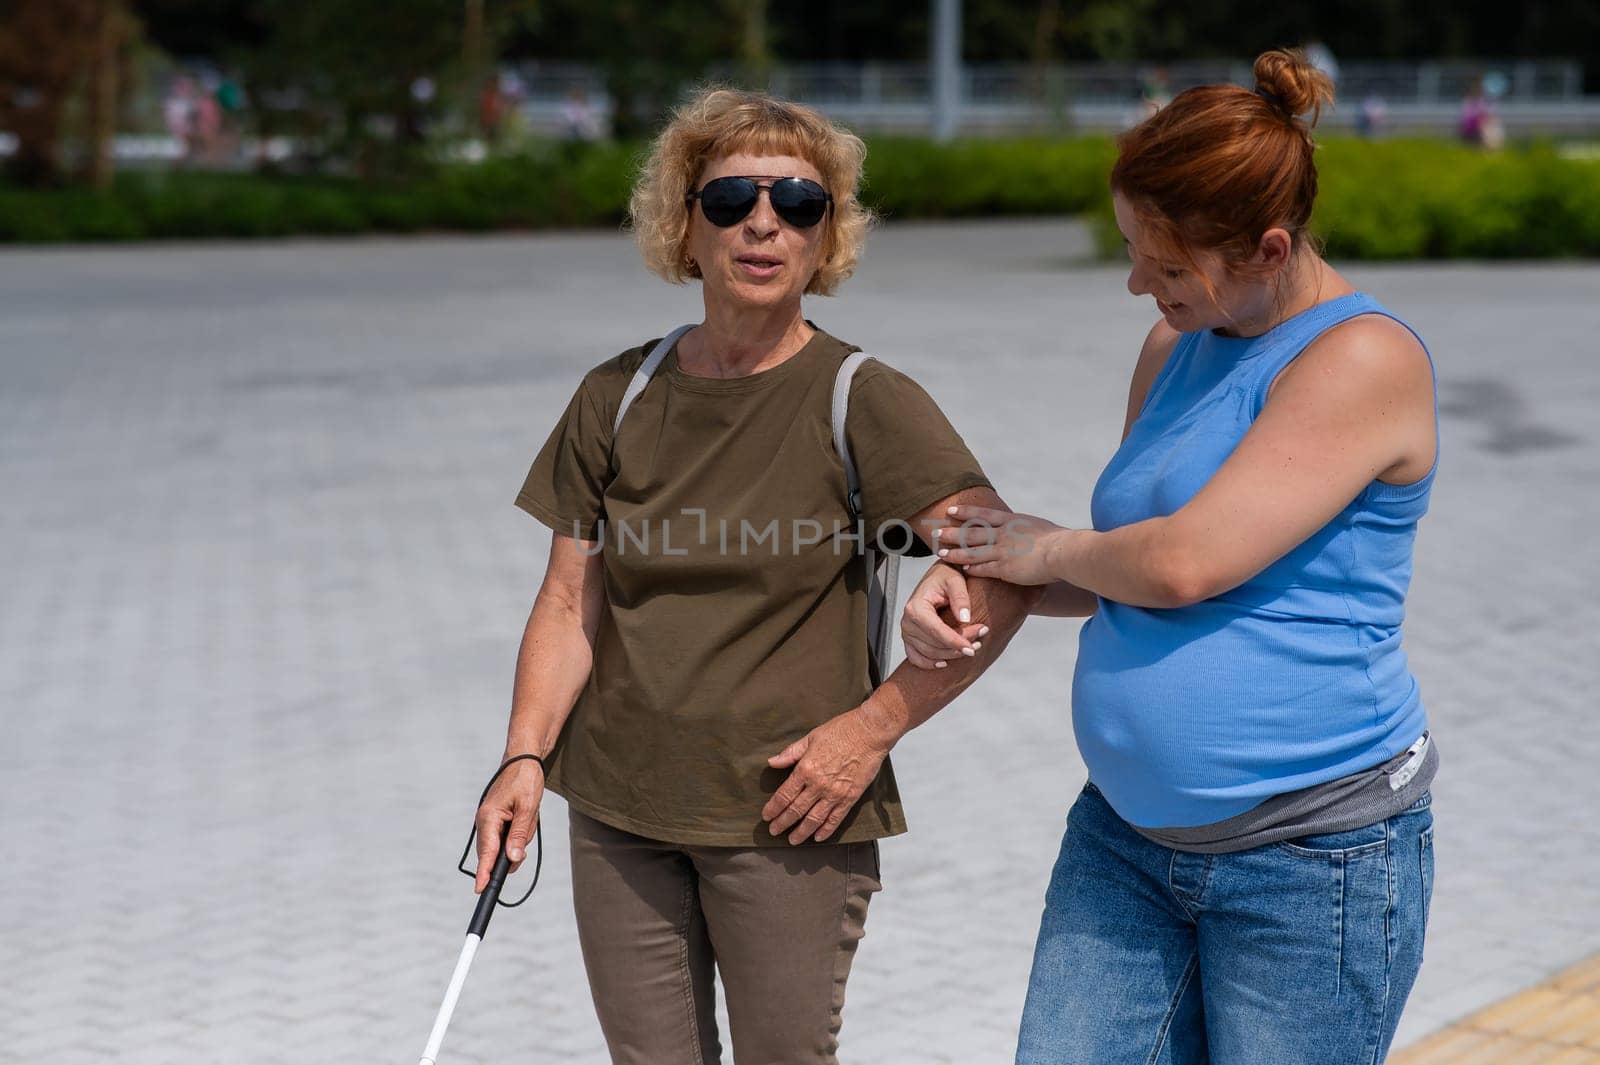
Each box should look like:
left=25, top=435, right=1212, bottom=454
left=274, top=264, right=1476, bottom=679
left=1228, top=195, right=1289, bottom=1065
left=560, top=85, right=603, bottom=141
left=1480, top=71, right=1508, bottom=149
left=195, top=73, right=223, bottom=165
left=1460, top=77, right=1503, bottom=149
left=498, top=69, right=527, bottom=140
left=1138, top=66, right=1171, bottom=120
left=404, top=76, right=436, bottom=143
left=163, top=74, right=198, bottom=163
left=1356, top=90, right=1387, bottom=138
left=478, top=77, right=505, bottom=146
left=214, top=73, right=245, bottom=164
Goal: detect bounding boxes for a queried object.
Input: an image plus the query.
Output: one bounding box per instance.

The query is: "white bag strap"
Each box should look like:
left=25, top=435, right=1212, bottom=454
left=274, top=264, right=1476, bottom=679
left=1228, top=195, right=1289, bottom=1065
left=833, top=352, right=898, bottom=685
left=613, top=323, right=695, bottom=438
left=832, top=352, right=873, bottom=519
left=870, top=551, right=901, bottom=686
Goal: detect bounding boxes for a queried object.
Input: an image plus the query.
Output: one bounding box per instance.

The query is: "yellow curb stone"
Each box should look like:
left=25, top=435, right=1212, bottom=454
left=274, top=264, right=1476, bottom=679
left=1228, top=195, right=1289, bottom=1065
left=1393, top=954, right=1600, bottom=1064
left=1554, top=956, right=1600, bottom=996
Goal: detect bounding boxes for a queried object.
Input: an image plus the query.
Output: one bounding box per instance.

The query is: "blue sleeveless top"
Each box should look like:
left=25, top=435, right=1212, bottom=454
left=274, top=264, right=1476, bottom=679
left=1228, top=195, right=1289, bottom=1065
left=1073, top=293, right=1437, bottom=829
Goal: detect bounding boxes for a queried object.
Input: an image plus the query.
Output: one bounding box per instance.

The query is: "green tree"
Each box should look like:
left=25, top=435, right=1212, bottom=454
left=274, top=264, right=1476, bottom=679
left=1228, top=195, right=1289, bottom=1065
left=0, top=0, right=107, bottom=185
left=83, top=2, right=142, bottom=189
left=238, top=0, right=533, bottom=177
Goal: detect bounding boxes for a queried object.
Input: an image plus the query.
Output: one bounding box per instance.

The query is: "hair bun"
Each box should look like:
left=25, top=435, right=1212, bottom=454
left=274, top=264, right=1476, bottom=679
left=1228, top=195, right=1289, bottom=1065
left=1253, top=48, right=1336, bottom=125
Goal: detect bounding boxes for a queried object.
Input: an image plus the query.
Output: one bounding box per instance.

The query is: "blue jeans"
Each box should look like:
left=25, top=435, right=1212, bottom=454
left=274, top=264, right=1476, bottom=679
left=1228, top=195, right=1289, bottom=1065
left=1016, top=784, right=1434, bottom=1065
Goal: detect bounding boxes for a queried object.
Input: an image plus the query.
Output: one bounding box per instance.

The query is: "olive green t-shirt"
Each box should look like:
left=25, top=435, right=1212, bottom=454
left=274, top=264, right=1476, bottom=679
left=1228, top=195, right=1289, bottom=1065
left=515, top=326, right=990, bottom=846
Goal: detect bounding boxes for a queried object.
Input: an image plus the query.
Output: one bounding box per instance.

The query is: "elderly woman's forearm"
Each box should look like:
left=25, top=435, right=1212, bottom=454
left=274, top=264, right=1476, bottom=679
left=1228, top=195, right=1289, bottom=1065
left=857, top=576, right=1042, bottom=746
left=1034, top=579, right=1099, bottom=617
left=501, top=591, right=599, bottom=759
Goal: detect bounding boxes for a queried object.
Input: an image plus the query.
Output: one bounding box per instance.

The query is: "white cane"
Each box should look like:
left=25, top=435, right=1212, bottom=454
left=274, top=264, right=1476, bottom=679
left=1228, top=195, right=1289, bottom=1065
left=418, top=838, right=511, bottom=1065
left=418, top=754, right=543, bottom=1065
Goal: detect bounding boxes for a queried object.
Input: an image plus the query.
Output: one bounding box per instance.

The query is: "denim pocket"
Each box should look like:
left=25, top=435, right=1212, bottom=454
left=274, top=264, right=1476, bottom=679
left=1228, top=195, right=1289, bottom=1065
left=1276, top=820, right=1389, bottom=860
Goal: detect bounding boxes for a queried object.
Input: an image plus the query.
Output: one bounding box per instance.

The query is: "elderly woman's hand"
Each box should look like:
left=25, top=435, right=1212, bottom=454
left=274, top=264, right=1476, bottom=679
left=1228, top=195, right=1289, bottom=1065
left=473, top=756, right=546, bottom=891
left=763, top=708, right=896, bottom=844
left=901, top=562, right=988, bottom=669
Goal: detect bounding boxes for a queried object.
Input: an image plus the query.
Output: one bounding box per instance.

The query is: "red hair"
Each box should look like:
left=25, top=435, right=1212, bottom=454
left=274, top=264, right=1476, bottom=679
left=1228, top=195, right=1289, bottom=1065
left=1112, top=49, right=1336, bottom=288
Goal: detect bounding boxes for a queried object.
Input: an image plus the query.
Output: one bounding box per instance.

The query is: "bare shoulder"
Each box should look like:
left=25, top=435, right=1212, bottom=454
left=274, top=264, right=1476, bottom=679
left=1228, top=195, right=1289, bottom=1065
left=1265, top=312, right=1438, bottom=482
left=1274, top=313, right=1432, bottom=401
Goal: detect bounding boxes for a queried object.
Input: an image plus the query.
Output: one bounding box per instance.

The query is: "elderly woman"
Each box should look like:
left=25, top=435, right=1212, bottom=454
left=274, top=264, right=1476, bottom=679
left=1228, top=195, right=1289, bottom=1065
left=471, top=89, right=1036, bottom=1064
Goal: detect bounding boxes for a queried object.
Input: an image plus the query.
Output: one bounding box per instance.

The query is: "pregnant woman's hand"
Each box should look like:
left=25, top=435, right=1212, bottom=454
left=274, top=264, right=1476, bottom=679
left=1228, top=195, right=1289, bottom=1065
left=764, top=710, right=894, bottom=844
left=934, top=504, right=1067, bottom=586
left=901, top=562, right=988, bottom=669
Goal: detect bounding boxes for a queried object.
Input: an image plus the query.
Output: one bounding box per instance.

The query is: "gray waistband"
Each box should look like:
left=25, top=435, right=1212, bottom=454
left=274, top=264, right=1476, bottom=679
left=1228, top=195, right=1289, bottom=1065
left=1130, top=733, right=1437, bottom=855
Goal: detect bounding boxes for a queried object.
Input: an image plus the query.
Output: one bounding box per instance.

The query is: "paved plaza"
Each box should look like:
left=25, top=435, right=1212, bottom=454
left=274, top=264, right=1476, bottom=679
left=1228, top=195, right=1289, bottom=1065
left=2, top=221, right=1598, bottom=1064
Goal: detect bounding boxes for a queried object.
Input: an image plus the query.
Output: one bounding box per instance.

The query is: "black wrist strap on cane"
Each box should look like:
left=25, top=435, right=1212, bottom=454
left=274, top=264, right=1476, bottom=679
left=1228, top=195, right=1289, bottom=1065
left=455, top=753, right=544, bottom=909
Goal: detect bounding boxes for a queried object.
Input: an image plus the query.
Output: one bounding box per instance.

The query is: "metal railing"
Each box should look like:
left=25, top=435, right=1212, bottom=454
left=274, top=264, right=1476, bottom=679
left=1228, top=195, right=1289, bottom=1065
left=36, top=57, right=1595, bottom=154
left=509, top=58, right=1594, bottom=137
left=736, top=59, right=1585, bottom=106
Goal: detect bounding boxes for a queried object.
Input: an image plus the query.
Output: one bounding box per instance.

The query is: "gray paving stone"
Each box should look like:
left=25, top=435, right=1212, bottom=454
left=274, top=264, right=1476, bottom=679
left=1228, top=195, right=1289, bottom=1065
left=2, top=223, right=1597, bottom=1064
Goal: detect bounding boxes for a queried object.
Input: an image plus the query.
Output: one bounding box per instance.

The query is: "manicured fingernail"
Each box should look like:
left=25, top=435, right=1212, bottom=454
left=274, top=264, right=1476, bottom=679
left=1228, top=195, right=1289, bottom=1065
left=978, top=625, right=990, bottom=636
left=958, top=609, right=971, bottom=623
left=938, top=549, right=949, bottom=558
left=971, top=641, right=983, bottom=651
left=962, top=647, right=976, bottom=657
left=935, top=660, right=948, bottom=669
left=947, top=506, right=958, bottom=514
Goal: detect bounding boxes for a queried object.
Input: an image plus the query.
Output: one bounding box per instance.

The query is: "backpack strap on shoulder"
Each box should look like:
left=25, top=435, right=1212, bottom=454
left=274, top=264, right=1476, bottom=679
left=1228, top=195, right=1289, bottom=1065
left=613, top=323, right=695, bottom=437
left=832, top=351, right=874, bottom=519
left=832, top=351, right=898, bottom=685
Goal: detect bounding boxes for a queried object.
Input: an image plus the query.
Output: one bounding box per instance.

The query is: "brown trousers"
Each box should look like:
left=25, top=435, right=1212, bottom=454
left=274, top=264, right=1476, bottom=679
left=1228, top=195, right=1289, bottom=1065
left=568, top=809, right=883, bottom=1065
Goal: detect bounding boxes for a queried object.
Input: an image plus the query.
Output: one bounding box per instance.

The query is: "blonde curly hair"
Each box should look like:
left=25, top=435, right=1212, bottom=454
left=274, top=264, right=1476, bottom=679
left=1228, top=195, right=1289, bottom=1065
left=629, top=87, right=872, bottom=297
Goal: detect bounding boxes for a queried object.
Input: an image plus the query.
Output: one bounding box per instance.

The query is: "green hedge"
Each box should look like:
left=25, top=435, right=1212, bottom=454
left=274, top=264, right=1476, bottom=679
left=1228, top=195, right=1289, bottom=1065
left=861, top=136, right=1116, bottom=218
left=0, top=137, right=1116, bottom=243
left=4, top=136, right=1597, bottom=258
left=0, top=141, right=644, bottom=242
left=1090, top=139, right=1600, bottom=260
left=1313, top=140, right=1600, bottom=258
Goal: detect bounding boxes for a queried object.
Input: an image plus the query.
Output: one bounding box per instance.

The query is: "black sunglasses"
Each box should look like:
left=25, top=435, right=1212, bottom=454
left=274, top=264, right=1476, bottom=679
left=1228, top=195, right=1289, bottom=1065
left=686, top=176, right=833, bottom=229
